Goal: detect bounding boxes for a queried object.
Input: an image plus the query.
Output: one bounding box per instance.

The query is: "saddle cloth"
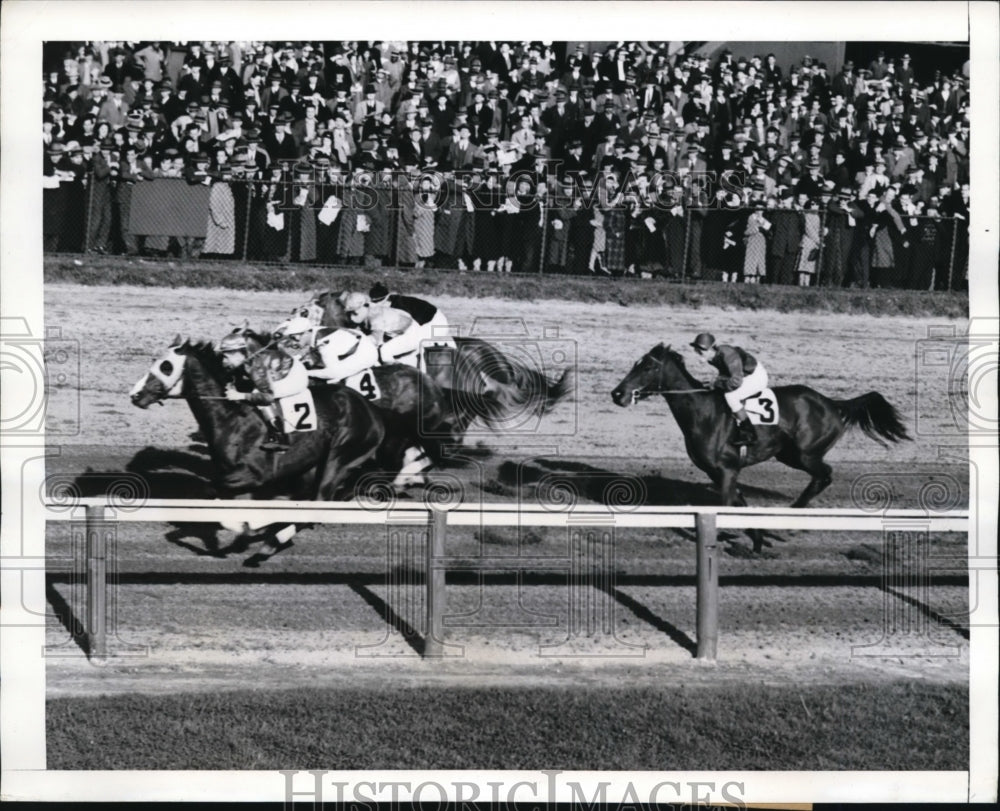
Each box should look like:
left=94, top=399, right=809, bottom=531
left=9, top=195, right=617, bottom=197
left=344, top=368, right=382, bottom=402
left=277, top=388, right=317, bottom=433
left=741, top=388, right=780, bottom=426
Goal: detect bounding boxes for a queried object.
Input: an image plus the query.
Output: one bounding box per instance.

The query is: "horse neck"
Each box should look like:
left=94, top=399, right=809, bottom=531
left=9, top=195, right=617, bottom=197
left=657, top=356, right=706, bottom=427
left=181, top=350, right=231, bottom=441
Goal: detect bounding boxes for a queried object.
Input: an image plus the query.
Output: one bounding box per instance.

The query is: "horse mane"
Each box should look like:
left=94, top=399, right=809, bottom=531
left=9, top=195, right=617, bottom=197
left=178, top=340, right=230, bottom=391
left=649, top=342, right=701, bottom=388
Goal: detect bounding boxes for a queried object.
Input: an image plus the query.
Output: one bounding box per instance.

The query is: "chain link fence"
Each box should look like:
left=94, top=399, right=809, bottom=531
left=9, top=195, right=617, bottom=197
left=44, top=172, right=968, bottom=291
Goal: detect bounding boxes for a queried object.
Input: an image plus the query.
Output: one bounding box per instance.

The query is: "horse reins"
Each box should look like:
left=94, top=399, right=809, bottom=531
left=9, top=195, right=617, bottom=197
left=631, top=354, right=710, bottom=402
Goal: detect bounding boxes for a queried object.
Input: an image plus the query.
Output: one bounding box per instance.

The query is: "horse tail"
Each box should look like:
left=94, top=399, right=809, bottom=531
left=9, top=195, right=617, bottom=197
left=490, top=363, right=574, bottom=424
left=835, top=392, right=912, bottom=446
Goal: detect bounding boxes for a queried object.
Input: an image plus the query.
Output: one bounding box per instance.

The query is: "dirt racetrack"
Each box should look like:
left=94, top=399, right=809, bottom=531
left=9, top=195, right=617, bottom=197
left=45, top=282, right=969, bottom=510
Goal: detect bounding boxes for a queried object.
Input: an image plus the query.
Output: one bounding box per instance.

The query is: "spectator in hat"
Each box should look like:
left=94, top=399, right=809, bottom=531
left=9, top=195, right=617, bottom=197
left=908, top=195, right=946, bottom=290
left=98, top=83, right=130, bottom=128
left=768, top=189, right=803, bottom=285
left=117, top=142, right=154, bottom=256
left=467, top=88, right=494, bottom=144
left=86, top=140, right=116, bottom=254
left=103, top=47, right=131, bottom=87
left=292, top=103, right=322, bottom=155
left=42, top=142, right=75, bottom=252
left=265, top=111, right=299, bottom=161
left=446, top=122, right=478, bottom=170
left=868, top=186, right=906, bottom=288
left=249, top=162, right=289, bottom=261
left=795, top=196, right=822, bottom=285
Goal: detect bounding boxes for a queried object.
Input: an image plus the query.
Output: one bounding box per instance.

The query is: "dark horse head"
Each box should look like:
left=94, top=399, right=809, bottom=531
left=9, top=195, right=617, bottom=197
left=292, top=289, right=352, bottom=329
left=129, top=335, right=226, bottom=408
left=611, top=343, right=700, bottom=407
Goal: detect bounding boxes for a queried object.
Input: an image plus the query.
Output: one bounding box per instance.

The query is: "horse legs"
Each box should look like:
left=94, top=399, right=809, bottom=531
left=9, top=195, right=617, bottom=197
left=717, top=467, right=764, bottom=553
left=777, top=449, right=833, bottom=509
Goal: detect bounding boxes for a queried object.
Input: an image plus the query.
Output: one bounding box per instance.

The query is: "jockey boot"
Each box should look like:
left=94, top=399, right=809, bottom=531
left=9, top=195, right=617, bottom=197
left=732, top=415, right=757, bottom=447
left=261, top=419, right=290, bottom=452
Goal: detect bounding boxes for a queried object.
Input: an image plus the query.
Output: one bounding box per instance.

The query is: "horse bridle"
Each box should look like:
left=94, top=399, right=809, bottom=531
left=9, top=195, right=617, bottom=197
left=630, top=352, right=709, bottom=404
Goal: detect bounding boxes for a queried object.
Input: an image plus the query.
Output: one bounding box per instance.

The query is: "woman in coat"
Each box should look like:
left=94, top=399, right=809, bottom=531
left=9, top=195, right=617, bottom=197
left=471, top=169, right=502, bottom=271
left=413, top=178, right=438, bottom=267
left=796, top=197, right=822, bottom=286
left=870, top=188, right=906, bottom=288
left=742, top=205, right=770, bottom=283
left=203, top=152, right=236, bottom=256
left=336, top=171, right=367, bottom=263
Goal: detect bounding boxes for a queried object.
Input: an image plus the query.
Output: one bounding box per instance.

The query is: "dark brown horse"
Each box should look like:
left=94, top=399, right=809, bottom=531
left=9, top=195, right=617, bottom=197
left=130, top=338, right=385, bottom=500
left=241, top=327, right=461, bottom=475
left=296, top=290, right=574, bottom=435
left=612, top=343, right=911, bottom=551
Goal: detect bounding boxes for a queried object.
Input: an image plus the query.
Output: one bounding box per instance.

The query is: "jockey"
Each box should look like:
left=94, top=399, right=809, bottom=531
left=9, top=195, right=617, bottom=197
left=276, top=314, right=379, bottom=384
left=218, top=331, right=291, bottom=451
left=367, top=281, right=453, bottom=348
left=690, top=332, right=769, bottom=447
left=342, top=291, right=424, bottom=368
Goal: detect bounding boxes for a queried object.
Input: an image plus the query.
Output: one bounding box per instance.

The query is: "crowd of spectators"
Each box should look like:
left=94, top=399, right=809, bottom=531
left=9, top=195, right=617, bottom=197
left=42, top=40, right=970, bottom=288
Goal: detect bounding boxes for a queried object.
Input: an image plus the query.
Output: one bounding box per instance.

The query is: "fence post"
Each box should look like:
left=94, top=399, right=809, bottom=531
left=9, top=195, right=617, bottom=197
left=947, top=217, right=958, bottom=291
left=815, top=209, right=826, bottom=287
left=696, top=511, right=718, bottom=661
left=86, top=504, right=108, bottom=658
left=424, top=508, right=448, bottom=657
left=241, top=179, right=252, bottom=260
left=538, top=200, right=548, bottom=274
left=83, top=169, right=95, bottom=254
left=680, top=207, right=692, bottom=283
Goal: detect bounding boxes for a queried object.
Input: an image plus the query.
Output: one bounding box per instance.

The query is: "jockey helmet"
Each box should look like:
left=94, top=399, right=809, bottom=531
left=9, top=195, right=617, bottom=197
left=368, top=281, right=391, bottom=303
left=219, top=332, right=248, bottom=353
left=690, top=332, right=716, bottom=352
left=277, top=316, right=313, bottom=338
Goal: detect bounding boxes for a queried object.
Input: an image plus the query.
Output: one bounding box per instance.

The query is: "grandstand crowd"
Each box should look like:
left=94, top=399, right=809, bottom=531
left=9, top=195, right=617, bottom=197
left=42, top=41, right=970, bottom=288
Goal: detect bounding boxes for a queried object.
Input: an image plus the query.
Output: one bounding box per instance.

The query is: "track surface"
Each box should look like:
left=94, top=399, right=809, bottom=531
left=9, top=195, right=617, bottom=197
left=42, top=284, right=969, bottom=700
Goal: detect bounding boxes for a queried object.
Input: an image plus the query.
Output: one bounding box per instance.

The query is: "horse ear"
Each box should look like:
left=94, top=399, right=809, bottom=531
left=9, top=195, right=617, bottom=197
left=171, top=333, right=182, bottom=347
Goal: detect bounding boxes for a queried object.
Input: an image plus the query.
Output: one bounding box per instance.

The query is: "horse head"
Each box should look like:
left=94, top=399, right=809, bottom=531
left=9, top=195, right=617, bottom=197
left=612, top=343, right=693, bottom=406
left=293, top=289, right=352, bottom=329
left=129, top=337, right=225, bottom=408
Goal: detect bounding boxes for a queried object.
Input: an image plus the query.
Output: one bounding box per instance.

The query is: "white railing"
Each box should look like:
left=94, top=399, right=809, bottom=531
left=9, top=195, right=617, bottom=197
left=45, top=498, right=969, bottom=661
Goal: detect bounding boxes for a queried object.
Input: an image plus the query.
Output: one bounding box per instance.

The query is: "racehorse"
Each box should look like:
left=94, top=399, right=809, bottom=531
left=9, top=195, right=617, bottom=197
left=240, top=327, right=461, bottom=477
left=130, top=337, right=388, bottom=503
left=611, top=343, right=911, bottom=552
left=296, top=290, right=574, bottom=434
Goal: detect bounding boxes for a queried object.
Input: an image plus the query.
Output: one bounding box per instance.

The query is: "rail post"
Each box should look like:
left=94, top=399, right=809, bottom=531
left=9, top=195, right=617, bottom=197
left=424, top=507, right=448, bottom=657
left=696, top=511, right=718, bottom=660
left=946, top=216, right=958, bottom=291
left=86, top=504, right=108, bottom=658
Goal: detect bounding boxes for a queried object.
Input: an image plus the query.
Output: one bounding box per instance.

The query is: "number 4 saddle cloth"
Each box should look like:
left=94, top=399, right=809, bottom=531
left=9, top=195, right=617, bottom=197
left=741, top=388, right=780, bottom=426
left=343, top=368, right=381, bottom=401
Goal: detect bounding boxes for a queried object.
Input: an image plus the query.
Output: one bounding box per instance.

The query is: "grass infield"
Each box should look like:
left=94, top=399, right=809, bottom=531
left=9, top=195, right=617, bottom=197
left=45, top=255, right=968, bottom=319
left=47, top=680, right=966, bottom=770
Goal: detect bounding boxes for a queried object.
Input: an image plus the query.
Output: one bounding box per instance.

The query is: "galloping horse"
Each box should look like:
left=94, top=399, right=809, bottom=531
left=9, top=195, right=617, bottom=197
left=130, top=337, right=386, bottom=501
left=612, top=343, right=911, bottom=551
left=297, top=290, right=574, bottom=434
left=240, top=327, right=461, bottom=476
